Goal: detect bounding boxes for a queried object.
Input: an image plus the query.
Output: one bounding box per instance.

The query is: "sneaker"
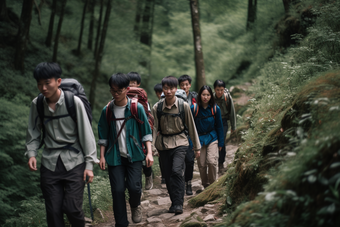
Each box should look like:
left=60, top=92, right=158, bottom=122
left=145, top=175, right=153, bottom=190
left=161, top=177, right=166, bottom=184
left=131, top=206, right=142, bottom=223
left=174, top=205, right=183, bottom=215
left=186, top=184, right=193, bottom=195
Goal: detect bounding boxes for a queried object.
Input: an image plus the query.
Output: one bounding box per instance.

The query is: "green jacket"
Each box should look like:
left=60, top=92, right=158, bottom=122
left=98, top=97, right=152, bottom=166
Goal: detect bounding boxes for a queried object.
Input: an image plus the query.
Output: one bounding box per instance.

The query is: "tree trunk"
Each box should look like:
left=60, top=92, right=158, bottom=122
left=133, top=0, right=144, bottom=40
left=52, top=0, right=67, bottom=62
left=89, top=0, right=112, bottom=108
left=87, top=0, right=95, bottom=50
left=246, top=0, right=257, bottom=31
left=45, top=0, right=57, bottom=47
left=77, top=0, right=89, bottom=55
left=138, top=0, right=155, bottom=91
left=94, top=0, right=104, bottom=58
left=14, top=0, right=34, bottom=71
left=0, top=0, right=9, bottom=22
left=189, top=0, right=206, bottom=91
left=282, top=0, right=299, bottom=14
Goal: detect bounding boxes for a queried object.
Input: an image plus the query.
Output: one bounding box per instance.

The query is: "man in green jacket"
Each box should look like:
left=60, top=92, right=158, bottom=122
left=98, top=73, right=153, bottom=226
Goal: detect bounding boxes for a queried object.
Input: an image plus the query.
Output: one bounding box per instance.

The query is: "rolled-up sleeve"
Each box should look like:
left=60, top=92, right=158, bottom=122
left=25, top=98, right=41, bottom=159
left=74, top=97, right=99, bottom=170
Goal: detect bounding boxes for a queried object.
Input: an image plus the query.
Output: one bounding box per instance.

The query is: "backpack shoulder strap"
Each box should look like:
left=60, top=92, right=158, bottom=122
left=211, top=105, right=217, bottom=119
left=178, top=98, right=186, bottom=128
left=193, top=103, right=199, bottom=117
left=64, top=90, right=76, bottom=123
left=157, top=100, right=164, bottom=131
left=37, top=94, right=45, bottom=123
left=36, top=94, right=45, bottom=149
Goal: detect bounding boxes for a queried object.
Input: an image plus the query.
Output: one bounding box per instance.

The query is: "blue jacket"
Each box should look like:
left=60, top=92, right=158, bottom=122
left=191, top=104, right=224, bottom=148
left=98, top=97, right=152, bottom=166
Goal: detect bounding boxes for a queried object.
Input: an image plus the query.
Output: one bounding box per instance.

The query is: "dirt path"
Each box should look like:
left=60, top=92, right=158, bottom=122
left=90, top=145, right=239, bottom=227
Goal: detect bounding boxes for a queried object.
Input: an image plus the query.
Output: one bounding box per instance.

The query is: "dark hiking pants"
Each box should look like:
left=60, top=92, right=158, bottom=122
left=218, top=118, right=229, bottom=165
left=108, top=157, right=142, bottom=227
left=142, top=165, right=152, bottom=177
left=159, top=146, right=188, bottom=206
left=184, top=144, right=195, bottom=182
left=40, top=156, right=85, bottom=227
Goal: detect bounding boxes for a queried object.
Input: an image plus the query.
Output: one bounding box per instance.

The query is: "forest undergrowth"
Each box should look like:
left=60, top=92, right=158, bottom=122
left=189, top=1, right=340, bottom=227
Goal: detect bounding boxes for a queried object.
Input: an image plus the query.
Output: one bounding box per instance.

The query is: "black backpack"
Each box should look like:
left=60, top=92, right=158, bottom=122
left=36, top=78, right=92, bottom=149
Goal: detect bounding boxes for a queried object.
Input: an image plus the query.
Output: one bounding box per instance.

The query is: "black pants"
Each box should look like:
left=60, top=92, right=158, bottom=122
left=40, top=156, right=85, bottom=227
left=218, top=118, right=229, bottom=164
left=108, top=157, right=142, bottom=227
left=142, top=165, right=152, bottom=177
left=184, top=144, right=195, bottom=182
left=159, top=156, right=164, bottom=178
left=159, top=146, right=188, bottom=206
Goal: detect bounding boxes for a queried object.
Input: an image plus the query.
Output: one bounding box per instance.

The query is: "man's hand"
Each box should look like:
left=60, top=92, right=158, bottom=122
left=195, top=151, right=200, bottom=159
left=28, top=157, right=37, bottom=171
left=84, top=169, right=94, bottom=184
left=99, top=156, right=106, bottom=170
left=219, top=147, right=222, bottom=151
left=145, top=153, right=154, bottom=168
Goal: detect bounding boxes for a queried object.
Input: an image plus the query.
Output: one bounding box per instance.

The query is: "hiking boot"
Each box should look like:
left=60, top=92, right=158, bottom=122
left=131, top=206, right=142, bottom=223
left=145, top=175, right=153, bottom=190
left=186, top=183, right=193, bottom=195
left=174, top=205, right=183, bottom=215
left=168, top=205, right=175, bottom=213
left=161, top=177, right=166, bottom=184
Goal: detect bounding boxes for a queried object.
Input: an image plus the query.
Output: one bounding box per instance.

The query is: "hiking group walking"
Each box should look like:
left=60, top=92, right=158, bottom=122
left=25, top=62, right=236, bottom=227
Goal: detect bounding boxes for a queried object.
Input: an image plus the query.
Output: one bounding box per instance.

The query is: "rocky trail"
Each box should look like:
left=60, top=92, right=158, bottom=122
left=88, top=145, right=239, bottom=227
left=87, top=84, right=251, bottom=226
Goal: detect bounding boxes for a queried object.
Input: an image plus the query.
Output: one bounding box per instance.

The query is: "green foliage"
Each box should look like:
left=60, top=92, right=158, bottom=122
left=0, top=95, right=41, bottom=223
left=83, top=176, right=113, bottom=219
left=213, top=1, right=340, bottom=226
left=3, top=196, right=47, bottom=227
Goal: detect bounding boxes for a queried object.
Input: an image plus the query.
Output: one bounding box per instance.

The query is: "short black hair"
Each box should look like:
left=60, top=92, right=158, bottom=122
left=108, top=73, right=130, bottom=89
left=127, top=72, right=141, bottom=84
left=197, top=85, right=215, bottom=107
left=33, top=62, right=62, bottom=81
left=213, top=80, right=226, bottom=88
left=178, top=75, right=192, bottom=85
left=162, top=76, right=178, bottom=88
left=154, top=83, right=162, bottom=93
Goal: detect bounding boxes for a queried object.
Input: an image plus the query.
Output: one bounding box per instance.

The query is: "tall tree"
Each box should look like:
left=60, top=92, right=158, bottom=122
left=94, top=0, right=104, bottom=58
left=14, top=0, right=34, bottom=71
left=89, top=0, right=112, bottom=107
left=45, top=0, right=57, bottom=47
left=77, top=0, right=89, bottom=55
left=189, top=0, right=206, bottom=91
left=246, top=0, right=257, bottom=31
left=87, top=0, right=95, bottom=50
left=133, top=0, right=144, bottom=40
left=52, top=0, right=67, bottom=62
left=0, top=0, right=9, bottom=22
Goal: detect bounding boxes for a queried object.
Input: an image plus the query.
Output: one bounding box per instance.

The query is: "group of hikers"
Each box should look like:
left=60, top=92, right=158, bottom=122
left=25, top=62, right=236, bottom=227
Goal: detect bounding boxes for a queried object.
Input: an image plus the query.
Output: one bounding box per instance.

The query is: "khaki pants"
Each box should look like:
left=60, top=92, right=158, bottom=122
left=197, top=141, right=219, bottom=188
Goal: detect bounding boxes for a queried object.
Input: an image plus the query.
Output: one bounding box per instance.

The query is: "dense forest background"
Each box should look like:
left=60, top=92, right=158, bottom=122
left=1, top=0, right=339, bottom=226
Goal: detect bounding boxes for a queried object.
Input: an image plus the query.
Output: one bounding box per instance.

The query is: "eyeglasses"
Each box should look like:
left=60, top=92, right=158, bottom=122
left=110, top=88, right=126, bottom=95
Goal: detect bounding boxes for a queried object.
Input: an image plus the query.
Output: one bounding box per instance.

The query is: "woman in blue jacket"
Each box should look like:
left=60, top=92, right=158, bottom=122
left=191, top=85, right=224, bottom=188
